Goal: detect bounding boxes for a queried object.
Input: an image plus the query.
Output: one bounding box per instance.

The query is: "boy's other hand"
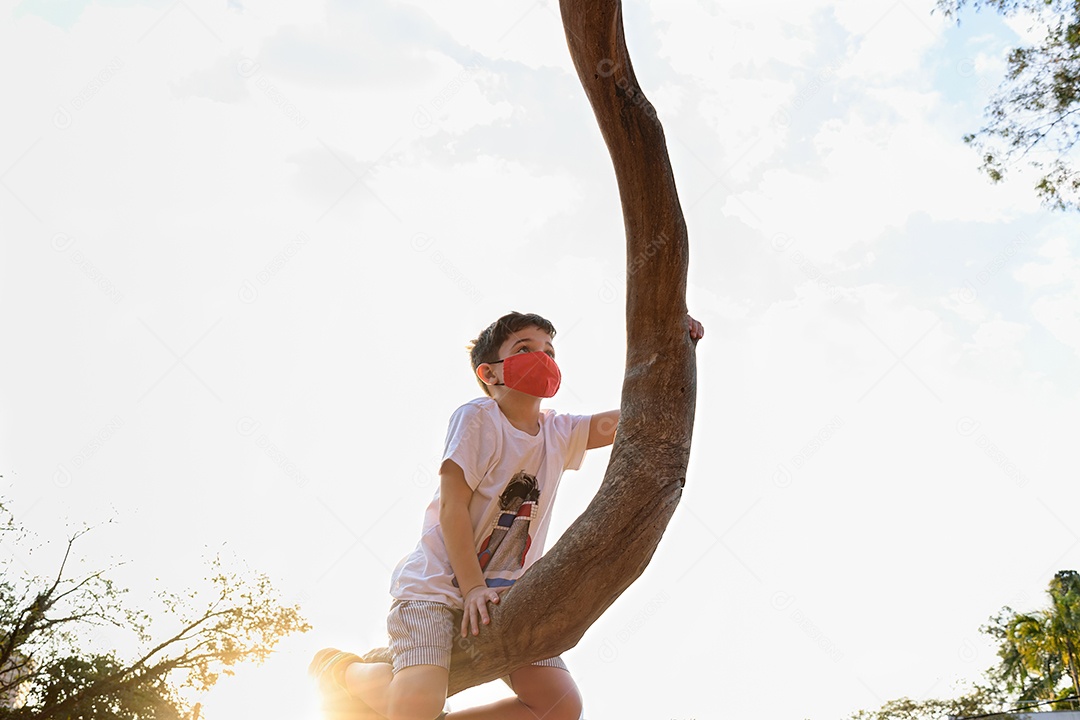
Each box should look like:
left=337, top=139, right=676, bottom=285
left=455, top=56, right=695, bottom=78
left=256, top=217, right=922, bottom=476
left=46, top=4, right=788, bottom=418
left=688, top=314, right=704, bottom=341
left=462, top=584, right=501, bottom=637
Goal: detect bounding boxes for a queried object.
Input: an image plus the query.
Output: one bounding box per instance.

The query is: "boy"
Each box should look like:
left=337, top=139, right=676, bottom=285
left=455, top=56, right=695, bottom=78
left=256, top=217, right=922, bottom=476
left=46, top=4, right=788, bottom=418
left=312, top=311, right=704, bottom=720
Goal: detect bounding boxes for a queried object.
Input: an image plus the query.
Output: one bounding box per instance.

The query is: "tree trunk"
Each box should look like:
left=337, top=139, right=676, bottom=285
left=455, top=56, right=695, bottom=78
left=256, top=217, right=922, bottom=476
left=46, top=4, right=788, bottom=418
left=356, top=0, right=697, bottom=697
left=1065, top=638, right=1080, bottom=707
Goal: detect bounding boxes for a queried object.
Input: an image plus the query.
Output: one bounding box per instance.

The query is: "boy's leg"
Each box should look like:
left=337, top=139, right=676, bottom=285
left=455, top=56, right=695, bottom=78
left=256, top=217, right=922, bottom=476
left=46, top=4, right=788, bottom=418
left=315, top=658, right=446, bottom=720
left=356, top=600, right=453, bottom=720
left=446, top=664, right=582, bottom=720
left=385, top=664, right=450, bottom=720
left=343, top=662, right=449, bottom=720
left=320, top=687, right=382, bottom=720
left=341, top=662, right=393, bottom=718
left=310, top=650, right=383, bottom=720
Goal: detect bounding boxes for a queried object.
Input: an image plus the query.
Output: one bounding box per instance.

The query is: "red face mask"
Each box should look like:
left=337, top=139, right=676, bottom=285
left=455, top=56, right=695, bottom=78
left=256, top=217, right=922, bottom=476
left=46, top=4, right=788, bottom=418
left=490, top=351, right=562, bottom=398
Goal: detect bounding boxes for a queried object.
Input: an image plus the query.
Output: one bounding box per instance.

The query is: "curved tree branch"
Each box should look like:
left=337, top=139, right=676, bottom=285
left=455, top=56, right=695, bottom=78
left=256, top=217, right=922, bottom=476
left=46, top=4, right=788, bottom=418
left=354, top=0, right=697, bottom=697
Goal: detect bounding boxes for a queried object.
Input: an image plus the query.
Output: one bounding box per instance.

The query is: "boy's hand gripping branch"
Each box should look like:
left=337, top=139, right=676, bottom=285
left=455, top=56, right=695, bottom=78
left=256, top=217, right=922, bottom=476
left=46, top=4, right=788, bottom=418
left=460, top=584, right=501, bottom=637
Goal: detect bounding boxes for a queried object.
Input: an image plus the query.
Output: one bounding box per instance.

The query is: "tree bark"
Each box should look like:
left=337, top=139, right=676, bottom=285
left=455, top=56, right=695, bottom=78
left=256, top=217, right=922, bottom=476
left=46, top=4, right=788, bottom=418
left=356, top=0, right=697, bottom=697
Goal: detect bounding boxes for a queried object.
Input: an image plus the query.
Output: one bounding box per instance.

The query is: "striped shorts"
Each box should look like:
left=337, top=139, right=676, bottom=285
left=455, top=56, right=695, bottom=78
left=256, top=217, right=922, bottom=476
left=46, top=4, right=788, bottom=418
left=387, top=599, right=568, bottom=675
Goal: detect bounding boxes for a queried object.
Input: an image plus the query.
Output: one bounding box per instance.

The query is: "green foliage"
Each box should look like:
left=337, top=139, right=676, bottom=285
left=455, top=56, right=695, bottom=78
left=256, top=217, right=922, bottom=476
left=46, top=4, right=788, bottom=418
left=3, top=655, right=185, bottom=720
left=938, top=0, right=1080, bottom=210
left=0, top=498, right=310, bottom=719
left=985, top=570, right=1080, bottom=708
left=847, top=686, right=1006, bottom=720
left=849, top=571, right=1080, bottom=720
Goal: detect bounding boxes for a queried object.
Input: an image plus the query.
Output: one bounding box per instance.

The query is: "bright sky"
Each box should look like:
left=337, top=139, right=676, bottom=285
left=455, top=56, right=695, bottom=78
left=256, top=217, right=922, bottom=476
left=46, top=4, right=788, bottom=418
left=3, top=0, right=1080, bottom=719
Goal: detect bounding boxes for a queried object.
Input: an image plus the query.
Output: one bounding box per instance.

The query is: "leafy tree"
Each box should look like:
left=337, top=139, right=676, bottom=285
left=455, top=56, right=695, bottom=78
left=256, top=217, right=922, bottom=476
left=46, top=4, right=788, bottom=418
left=848, top=571, right=1080, bottom=720
left=847, top=685, right=1006, bottom=720
left=0, top=497, right=310, bottom=719
left=986, top=570, right=1080, bottom=709
left=937, top=0, right=1080, bottom=210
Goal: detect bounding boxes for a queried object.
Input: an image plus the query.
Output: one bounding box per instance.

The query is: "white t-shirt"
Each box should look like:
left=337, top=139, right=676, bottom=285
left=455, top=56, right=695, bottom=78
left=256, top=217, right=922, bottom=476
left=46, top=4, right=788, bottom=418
left=390, top=397, right=591, bottom=609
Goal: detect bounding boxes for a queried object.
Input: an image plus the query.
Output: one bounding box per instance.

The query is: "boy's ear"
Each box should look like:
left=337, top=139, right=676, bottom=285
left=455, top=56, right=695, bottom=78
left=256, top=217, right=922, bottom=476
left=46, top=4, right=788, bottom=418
left=476, top=363, right=496, bottom=386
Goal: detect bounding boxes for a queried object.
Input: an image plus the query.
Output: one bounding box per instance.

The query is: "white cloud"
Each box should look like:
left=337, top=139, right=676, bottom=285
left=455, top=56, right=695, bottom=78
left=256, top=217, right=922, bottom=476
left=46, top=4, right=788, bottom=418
left=171, top=52, right=251, bottom=103
left=834, top=0, right=945, bottom=80
left=1001, top=6, right=1054, bottom=45
left=1015, top=254, right=1073, bottom=288
left=13, top=0, right=92, bottom=29
left=1014, top=237, right=1080, bottom=359
left=654, top=0, right=827, bottom=73
left=725, top=82, right=1041, bottom=265
left=971, top=314, right=1028, bottom=347
left=940, top=291, right=990, bottom=324
left=965, top=314, right=1030, bottom=375
left=1031, top=291, right=1080, bottom=359
left=403, top=0, right=573, bottom=71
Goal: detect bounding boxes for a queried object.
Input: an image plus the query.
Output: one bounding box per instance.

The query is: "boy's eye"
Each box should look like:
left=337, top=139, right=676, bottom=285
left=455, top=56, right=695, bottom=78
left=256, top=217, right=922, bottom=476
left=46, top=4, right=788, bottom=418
left=513, top=345, right=553, bottom=358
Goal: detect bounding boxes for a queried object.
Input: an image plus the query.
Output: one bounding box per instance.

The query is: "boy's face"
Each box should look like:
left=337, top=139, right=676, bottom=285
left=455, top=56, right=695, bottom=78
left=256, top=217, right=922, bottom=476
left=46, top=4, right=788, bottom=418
left=478, top=325, right=556, bottom=389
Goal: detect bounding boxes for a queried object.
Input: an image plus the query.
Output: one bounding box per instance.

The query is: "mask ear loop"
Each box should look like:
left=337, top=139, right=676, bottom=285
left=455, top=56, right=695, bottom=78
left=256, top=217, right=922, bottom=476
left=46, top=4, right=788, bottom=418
left=485, top=358, right=506, bottom=387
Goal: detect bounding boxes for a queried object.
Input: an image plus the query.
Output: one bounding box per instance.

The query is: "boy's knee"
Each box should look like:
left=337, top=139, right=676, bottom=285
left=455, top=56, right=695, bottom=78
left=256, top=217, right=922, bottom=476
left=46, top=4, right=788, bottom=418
left=510, top=666, right=583, bottom=720
left=544, top=686, right=583, bottom=720
left=386, top=664, right=447, bottom=720
left=387, top=692, right=444, bottom=720
left=520, top=692, right=582, bottom=720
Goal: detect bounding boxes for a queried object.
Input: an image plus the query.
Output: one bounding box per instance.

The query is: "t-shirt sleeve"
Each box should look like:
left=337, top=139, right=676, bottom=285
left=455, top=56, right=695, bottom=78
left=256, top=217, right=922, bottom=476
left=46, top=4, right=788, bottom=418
left=442, top=403, right=499, bottom=491
left=554, top=412, right=591, bottom=472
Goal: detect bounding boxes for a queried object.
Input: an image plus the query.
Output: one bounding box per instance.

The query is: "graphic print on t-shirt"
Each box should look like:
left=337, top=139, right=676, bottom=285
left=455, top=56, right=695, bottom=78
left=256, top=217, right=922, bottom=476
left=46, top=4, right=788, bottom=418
left=456, top=470, right=539, bottom=590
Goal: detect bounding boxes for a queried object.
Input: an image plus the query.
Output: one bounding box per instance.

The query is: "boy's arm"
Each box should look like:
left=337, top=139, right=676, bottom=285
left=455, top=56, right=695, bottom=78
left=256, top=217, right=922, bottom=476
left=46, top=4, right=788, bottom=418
left=438, top=458, right=500, bottom=638
left=587, top=410, right=620, bottom=449
left=585, top=315, right=703, bottom=451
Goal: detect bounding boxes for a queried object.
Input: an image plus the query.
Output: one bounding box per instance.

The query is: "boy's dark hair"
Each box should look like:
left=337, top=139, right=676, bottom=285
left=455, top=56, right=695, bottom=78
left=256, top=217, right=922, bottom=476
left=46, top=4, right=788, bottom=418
left=469, top=312, right=557, bottom=397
